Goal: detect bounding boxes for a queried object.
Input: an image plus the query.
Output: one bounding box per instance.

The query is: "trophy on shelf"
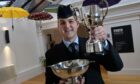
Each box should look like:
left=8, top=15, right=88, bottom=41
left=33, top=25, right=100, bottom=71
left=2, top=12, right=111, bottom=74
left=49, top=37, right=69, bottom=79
left=47, top=0, right=121, bottom=84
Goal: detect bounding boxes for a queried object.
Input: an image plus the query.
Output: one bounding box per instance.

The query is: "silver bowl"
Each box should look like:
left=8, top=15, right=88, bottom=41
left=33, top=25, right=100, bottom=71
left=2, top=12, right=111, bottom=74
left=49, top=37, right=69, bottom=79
left=50, top=59, right=90, bottom=79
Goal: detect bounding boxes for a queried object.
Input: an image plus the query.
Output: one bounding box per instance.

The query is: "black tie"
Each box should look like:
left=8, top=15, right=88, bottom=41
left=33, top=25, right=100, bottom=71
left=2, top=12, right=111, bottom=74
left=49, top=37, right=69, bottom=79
left=69, top=42, right=77, bottom=54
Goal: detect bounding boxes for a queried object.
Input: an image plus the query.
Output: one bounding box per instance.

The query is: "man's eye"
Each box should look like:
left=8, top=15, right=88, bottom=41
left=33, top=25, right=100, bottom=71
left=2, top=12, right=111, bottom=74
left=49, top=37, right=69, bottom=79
left=69, top=20, right=74, bottom=23
left=60, top=21, right=65, bottom=25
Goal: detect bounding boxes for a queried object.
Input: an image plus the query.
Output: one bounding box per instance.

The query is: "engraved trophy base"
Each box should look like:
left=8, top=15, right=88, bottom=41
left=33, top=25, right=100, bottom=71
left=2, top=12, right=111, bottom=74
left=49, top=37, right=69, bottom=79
left=86, top=40, right=104, bottom=54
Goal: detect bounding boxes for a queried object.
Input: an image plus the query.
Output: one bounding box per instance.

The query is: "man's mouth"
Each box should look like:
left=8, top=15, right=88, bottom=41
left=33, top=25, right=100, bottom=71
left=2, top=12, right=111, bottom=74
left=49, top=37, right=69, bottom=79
left=65, top=30, right=73, bottom=34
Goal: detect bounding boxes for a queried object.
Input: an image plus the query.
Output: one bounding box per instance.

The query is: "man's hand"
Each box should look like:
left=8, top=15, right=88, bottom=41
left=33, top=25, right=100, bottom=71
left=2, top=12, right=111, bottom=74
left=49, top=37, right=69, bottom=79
left=90, top=26, right=107, bottom=41
left=59, top=76, right=85, bottom=84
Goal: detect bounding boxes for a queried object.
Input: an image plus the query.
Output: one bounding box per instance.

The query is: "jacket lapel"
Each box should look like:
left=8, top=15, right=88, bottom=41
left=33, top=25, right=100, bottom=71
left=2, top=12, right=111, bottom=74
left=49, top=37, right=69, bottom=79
left=79, top=37, right=87, bottom=54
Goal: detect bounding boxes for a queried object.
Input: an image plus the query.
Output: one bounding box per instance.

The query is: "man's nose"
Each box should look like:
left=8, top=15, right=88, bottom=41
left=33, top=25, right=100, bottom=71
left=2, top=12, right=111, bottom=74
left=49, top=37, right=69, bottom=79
left=65, top=21, right=70, bottom=28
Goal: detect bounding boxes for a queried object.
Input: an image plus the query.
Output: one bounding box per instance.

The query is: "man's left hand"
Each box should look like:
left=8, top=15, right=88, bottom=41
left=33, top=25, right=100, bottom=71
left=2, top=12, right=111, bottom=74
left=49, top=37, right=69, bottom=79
left=91, top=26, right=107, bottom=41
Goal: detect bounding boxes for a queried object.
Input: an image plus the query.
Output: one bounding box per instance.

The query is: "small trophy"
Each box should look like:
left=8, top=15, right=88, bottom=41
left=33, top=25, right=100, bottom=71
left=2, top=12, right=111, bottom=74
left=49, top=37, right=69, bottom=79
left=84, top=5, right=105, bottom=54
left=73, top=0, right=109, bottom=54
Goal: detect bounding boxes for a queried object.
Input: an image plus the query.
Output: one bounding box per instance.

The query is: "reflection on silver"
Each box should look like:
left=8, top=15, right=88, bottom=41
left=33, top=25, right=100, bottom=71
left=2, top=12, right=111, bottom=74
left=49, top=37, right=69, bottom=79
left=50, top=59, right=90, bottom=79
left=86, top=39, right=103, bottom=54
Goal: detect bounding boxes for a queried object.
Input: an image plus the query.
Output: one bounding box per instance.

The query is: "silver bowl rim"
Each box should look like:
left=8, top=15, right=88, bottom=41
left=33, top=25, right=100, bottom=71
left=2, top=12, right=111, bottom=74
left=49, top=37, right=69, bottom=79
left=50, top=59, right=90, bottom=70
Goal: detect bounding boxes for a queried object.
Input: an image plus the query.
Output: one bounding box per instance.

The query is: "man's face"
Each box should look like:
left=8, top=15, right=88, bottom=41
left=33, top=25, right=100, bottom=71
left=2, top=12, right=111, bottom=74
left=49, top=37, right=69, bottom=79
left=58, top=16, right=79, bottom=41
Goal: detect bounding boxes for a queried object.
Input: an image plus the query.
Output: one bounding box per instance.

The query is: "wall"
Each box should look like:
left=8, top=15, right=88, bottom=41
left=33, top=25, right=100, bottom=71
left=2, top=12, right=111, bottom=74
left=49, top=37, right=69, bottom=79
left=105, top=16, right=140, bottom=75
left=104, top=3, right=140, bottom=75
left=0, top=18, right=43, bottom=84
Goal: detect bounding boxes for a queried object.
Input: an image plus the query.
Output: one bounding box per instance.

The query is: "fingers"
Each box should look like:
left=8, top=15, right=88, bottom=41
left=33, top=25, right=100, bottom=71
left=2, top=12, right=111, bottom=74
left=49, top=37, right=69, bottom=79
left=91, top=26, right=107, bottom=41
left=59, top=76, right=85, bottom=84
left=59, top=79, right=67, bottom=84
left=80, top=77, right=85, bottom=84
left=77, top=76, right=85, bottom=84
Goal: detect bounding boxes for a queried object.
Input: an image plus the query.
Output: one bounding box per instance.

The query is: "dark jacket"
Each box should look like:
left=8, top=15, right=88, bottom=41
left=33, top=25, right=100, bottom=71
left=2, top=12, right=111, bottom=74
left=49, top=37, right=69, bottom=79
left=45, top=37, right=123, bottom=84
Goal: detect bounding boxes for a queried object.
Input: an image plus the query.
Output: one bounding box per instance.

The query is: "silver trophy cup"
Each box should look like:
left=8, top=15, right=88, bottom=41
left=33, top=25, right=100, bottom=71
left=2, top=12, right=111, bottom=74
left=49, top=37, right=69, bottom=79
left=50, top=59, right=91, bottom=84
left=73, top=1, right=108, bottom=54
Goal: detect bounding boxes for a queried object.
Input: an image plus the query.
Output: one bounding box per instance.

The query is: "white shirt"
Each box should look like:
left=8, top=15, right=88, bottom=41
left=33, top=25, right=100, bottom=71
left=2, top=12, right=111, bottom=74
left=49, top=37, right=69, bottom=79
left=63, top=36, right=79, bottom=51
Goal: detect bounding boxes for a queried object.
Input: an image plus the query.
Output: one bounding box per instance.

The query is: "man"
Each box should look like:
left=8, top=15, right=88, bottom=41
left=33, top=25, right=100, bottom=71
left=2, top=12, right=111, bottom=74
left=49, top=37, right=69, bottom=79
left=45, top=5, right=123, bottom=84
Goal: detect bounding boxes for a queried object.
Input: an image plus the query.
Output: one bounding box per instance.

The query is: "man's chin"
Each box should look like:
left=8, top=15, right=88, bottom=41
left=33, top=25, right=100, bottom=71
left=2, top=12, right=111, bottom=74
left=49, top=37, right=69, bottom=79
left=67, top=36, right=76, bottom=40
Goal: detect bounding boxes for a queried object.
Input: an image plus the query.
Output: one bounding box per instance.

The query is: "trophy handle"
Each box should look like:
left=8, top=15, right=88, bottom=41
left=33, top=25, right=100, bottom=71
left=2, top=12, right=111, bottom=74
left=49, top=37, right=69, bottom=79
left=100, top=0, right=109, bottom=24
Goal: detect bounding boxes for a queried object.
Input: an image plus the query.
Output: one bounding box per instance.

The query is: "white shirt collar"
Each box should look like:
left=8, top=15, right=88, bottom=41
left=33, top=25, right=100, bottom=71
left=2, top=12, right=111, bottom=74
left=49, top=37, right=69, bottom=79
left=63, top=36, right=79, bottom=48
